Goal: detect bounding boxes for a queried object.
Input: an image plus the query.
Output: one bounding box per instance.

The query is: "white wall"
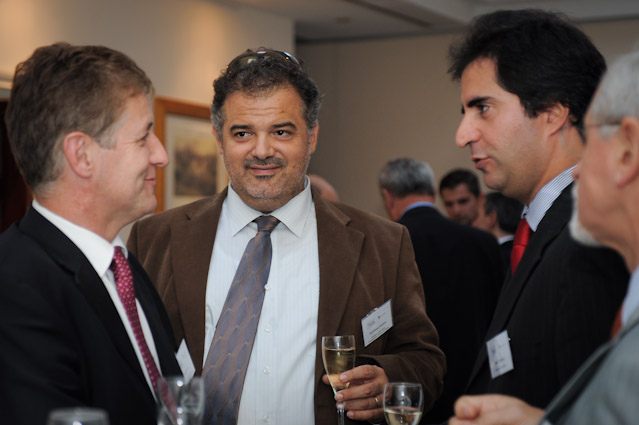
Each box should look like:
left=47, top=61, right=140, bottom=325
left=299, top=19, right=639, bottom=217
left=0, top=0, right=294, bottom=105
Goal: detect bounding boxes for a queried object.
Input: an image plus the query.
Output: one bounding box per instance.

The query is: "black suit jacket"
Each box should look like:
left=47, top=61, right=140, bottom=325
left=0, top=207, right=182, bottom=425
left=399, top=206, right=504, bottom=423
left=499, top=239, right=513, bottom=274
left=464, top=184, right=628, bottom=408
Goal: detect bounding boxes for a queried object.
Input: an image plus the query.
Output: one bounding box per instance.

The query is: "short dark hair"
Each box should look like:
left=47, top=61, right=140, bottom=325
left=5, top=42, right=153, bottom=193
left=211, top=48, right=322, bottom=136
left=439, top=168, right=480, bottom=197
left=379, top=158, right=435, bottom=198
left=484, top=192, right=523, bottom=234
left=448, top=9, right=605, bottom=135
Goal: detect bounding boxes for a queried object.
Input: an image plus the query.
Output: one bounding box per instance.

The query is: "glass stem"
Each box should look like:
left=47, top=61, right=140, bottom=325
left=337, top=402, right=345, bottom=425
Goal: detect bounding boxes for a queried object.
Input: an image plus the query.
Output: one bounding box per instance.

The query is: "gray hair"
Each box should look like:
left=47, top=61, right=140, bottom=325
left=589, top=51, right=639, bottom=138
left=379, top=158, right=435, bottom=198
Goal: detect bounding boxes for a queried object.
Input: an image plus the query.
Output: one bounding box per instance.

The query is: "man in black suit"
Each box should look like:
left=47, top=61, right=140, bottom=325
left=474, top=192, right=523, bottom=273
left=379, top=158, right=504, bottom=422
left=449, top=9, right=628, bottom=410
left=0, top=43, right=182, bottom=425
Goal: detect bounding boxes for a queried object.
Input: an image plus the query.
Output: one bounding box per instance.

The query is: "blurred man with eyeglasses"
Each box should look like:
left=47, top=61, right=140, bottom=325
left=128, top=48, right=445, bottom=425
left=448, top=9, right=628, bottom=411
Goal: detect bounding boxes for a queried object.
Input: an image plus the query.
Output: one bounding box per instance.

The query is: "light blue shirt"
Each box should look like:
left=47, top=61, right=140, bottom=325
left=522, top=166, right=575, bottom=231
left=622, top=266, right=639, bottom=326
left=401, top=201, right=435, bottom=218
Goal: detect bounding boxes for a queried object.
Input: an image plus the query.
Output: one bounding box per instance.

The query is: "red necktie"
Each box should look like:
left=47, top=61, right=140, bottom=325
left=511, top=218, right=533, bottom=274
left=610, top=305, right=623, bottom=339
left=111, top=246, right=161, bottom=390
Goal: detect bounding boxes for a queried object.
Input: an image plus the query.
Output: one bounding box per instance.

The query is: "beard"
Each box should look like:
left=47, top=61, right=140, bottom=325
left=569, top=184, right=603, bottom=247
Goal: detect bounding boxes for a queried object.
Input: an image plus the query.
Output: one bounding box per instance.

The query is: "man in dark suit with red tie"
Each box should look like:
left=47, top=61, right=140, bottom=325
left=0, top=43, right=182, bottom=425
left=449, top=9, right=628, bottom=410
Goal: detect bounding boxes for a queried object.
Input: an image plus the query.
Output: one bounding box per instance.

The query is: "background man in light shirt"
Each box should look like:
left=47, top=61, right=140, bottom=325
left=449, top=8, right=628, bottom=409
left=449, top=48, right=639, bottom=425
left=128, top=48, right=445, bottom=425
left=0, top=42, right=182, bottom=424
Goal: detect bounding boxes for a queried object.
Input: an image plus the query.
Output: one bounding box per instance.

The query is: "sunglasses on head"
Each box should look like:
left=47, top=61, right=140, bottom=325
left=226, top=49, right=300, bottom=73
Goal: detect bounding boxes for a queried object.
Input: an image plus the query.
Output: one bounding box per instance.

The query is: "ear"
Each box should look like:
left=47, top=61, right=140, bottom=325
left=614, top=116, right=639, bottom=187
left=62, top=131, right=94, bottom=178
left=487, top=210, right=498, bottom=230
left=545, top=103, right=571, bottom=136
left=381, top=188, right=394, bottom=217
left=309, top=124, right=320, bottom=154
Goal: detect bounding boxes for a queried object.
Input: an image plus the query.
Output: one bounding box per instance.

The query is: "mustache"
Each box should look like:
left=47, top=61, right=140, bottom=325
left=243, top=157, right=285, bottom=168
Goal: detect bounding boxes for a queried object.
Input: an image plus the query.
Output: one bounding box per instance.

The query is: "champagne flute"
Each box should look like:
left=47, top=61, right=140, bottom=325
left=156, top=376, right=205, bottom=425
left=322, top=335, right=356, bottom=425
left=382, top=382, right=424, bottom=425
left=47, top=408, right=109, bottom=425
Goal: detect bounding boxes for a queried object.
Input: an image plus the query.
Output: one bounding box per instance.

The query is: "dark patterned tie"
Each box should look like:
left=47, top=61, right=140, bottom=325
left=111, top=247, right=161, bottom=390
left=510, top=218, right=532, bottom=274
left=202, top=215, right=280, bottom=425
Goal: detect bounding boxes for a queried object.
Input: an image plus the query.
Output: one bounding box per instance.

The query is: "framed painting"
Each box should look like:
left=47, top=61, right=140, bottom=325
left=153, top=96, right=227, bottom=212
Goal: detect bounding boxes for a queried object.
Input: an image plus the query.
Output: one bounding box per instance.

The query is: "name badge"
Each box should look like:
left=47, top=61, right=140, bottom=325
left=361, top=299, right=393, bottom=347
left=486, top=330, right=514, bottom=379
left=176, top=339, right=195, bottom=382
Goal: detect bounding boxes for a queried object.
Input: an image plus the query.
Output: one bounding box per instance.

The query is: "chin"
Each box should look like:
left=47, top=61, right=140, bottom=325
left=569, top=185, right=602, bottom=247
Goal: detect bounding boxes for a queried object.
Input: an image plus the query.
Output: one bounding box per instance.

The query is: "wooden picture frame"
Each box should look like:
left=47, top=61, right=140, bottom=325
left=153, top=96, right=227, bottom=212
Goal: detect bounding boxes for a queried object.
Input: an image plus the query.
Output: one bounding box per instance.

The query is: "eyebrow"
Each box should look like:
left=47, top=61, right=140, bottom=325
left=229, top=124, right=253, bottom=132
left=272, top=121, right=297, bottom=130
left=461, top=96, right=491, bottom=114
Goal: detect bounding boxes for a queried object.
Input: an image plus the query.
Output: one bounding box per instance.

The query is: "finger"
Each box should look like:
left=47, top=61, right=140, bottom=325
left=340, top=364, right=378, bottom=382
left=345, top=406, right=384, bottom=422
left=336, top=381, right=379, bottom=402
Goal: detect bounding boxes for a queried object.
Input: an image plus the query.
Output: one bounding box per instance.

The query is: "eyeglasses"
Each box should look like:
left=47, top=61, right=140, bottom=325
left=226, top=49, right=300, bottom=74
left=561, top=120, right=622, bottom=159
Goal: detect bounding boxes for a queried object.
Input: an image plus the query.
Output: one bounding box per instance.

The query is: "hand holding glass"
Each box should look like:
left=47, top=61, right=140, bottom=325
left=383, top=382, right=424, bottom=425
left=322, top=335, right=356, bottom=425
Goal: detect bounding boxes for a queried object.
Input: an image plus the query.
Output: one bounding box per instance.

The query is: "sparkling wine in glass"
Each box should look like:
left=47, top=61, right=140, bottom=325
left=383, top=382, right=424, bottom=425
left=322, top=335, right=356, bottom=425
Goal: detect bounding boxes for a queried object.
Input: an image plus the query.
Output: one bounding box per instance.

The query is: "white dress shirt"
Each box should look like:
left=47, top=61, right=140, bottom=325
left=522, top=166, right=575, bottom=230
left=32, top=200, right=162, bottom=395
left=204, top=178, right=320, bottom=425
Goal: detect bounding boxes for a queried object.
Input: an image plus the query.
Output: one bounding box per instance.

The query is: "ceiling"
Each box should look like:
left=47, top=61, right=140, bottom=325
left=218, top=0, right=639, bottom=42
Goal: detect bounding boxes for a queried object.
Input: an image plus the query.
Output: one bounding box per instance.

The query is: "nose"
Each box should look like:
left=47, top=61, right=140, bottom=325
left=252, top=134, right=275, bottom=159
left=456, top=115, right=479, bottom=148
left=149, top=132, right=169, bottom=168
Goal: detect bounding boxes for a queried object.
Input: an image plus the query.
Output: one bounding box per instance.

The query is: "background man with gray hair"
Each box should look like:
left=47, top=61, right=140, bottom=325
left=379, top=157, right=503, bottom=422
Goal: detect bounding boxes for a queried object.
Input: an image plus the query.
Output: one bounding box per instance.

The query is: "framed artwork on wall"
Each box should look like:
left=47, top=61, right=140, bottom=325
left=153, top=96, right=227, bottom=212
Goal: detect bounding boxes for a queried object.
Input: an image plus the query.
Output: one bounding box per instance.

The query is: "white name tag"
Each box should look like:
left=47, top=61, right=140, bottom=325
left=361, top=299, right=393, bottom=347
left=176, top=339, right=195, bottom=382
left=486, top=330, right=514, bottom=379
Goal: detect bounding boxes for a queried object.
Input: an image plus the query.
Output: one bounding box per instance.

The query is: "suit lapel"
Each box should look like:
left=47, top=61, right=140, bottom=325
left=21, top=207, right=149, bottom=389
left=467, top=185, right=573, bottom=384
left=313, top=192, right=365, bottom=384
left=544, top=305, right=639, bottom=423
left=171, top=192, right=226, bottom=373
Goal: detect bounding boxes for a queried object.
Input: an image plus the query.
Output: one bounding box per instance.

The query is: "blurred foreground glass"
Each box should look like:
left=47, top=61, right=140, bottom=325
left=383, top=382, right=423, bottom=425
left=156, top=376, right=204, bottom=425
left=322, top=335, right=356, bottom=425
left=47, top=407, right=109, bottom=425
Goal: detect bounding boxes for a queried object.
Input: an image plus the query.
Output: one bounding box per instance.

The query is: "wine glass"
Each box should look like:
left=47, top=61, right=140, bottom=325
left=156, top=376, right=205, bottom=425
left=47, top=407, right=109, bottom=425
left=382, top=382, right=424, bottom=425
left=321, top=335, right=356, bottom=425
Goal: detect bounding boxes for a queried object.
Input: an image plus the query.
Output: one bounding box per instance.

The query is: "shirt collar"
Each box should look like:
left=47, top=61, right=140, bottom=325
left=522, top=166, right=575, bottom=231
left=32, top=200, right=124, bottom=278
left=622, top=266, right=639, bottom=326
left=226, top=176, right=314, bottom=238
left=401, top=201, right=435, bottom=217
